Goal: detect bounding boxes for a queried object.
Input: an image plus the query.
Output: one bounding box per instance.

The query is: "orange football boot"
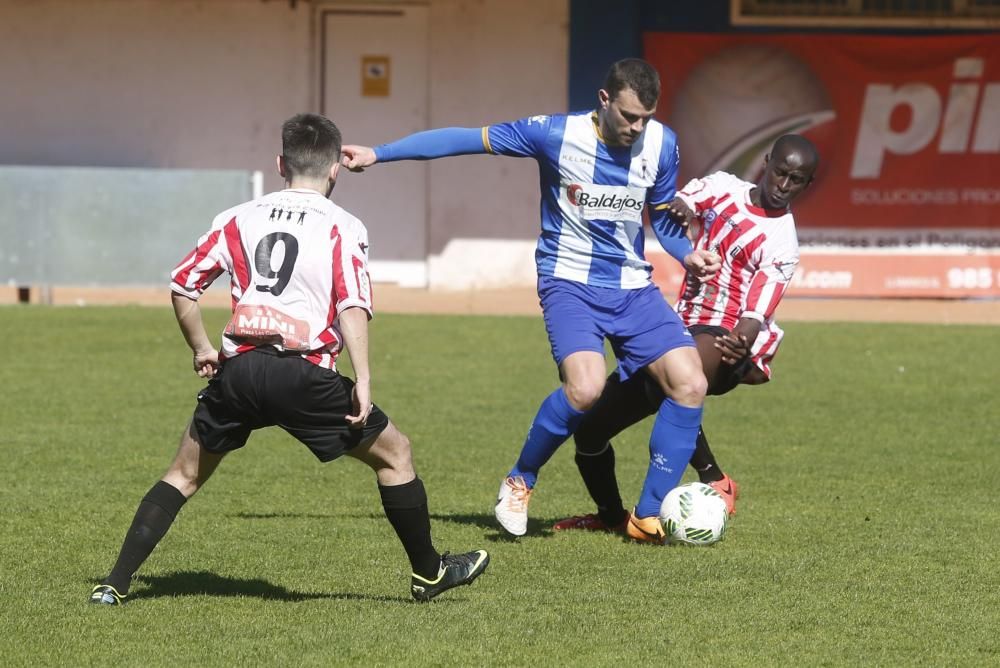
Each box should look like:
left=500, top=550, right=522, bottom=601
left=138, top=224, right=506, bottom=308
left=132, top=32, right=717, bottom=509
left=708, top=474, right=740, bottom=516
left=625, top=509, right=666, bottom=545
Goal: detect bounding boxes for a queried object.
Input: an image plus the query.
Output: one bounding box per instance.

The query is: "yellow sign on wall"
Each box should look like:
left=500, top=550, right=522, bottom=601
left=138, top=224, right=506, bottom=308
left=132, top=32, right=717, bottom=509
left=361, top=56, right=390, bottom=97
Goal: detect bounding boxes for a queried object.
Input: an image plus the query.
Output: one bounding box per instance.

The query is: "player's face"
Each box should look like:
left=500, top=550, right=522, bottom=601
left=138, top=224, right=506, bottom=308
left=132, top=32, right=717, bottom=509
left=757, top=150, right=814, bottom=209
left=600, top=87, right=656, bottom=147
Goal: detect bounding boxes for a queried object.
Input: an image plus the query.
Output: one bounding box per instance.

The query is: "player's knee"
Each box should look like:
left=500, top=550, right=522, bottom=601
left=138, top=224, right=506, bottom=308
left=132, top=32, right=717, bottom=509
left=564, top=379, right=605, bottom=411
left=394, top=432, right=413, bottom=463
left=742, top=365, right=769, bottom=386
left=372, top=425, right=414, bottom=473
left=671, top=370, right=708, bottom=406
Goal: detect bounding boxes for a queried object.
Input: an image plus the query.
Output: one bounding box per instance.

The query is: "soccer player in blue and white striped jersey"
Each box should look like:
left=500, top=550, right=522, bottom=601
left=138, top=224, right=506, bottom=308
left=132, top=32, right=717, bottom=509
left=342, top=59, right=721, bottom=543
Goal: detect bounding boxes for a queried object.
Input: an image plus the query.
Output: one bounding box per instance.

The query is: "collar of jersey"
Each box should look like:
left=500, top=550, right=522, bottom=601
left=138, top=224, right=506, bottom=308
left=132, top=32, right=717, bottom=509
left=590, top=111, right=606, bottom=144
left=590, top=111, right=643, bottom=148
left=744, top=188, right=790, bottom=218
left=282, top=188, right=324, bottom=196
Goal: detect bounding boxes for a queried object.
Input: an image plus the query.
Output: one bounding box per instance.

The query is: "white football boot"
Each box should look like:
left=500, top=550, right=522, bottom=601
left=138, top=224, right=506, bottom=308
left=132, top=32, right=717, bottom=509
left=494, top=475, right=533, bottom=536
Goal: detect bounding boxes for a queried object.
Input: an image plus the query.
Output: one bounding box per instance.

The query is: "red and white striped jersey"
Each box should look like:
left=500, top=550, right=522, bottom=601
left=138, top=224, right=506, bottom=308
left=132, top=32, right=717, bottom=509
left=171, top=188, right=373, bottom=371
left=745, top=320, right=784, bottom=380
left=674, top=171, right=799, bottom=378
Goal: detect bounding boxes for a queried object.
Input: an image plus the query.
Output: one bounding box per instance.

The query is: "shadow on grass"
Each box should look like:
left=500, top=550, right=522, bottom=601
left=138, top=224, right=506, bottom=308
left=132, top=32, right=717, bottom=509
left=129, top=571, right=410, bottom=604
left=429, top=512, right=556, bottom=541
left=233, top=512, right=339, bottom=520
left=231, top=510, right=558, bottom=540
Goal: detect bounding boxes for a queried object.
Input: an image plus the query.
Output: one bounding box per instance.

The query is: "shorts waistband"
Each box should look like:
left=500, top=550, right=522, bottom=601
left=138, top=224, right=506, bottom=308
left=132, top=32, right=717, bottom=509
left=249, top=346, right=307, bottom=358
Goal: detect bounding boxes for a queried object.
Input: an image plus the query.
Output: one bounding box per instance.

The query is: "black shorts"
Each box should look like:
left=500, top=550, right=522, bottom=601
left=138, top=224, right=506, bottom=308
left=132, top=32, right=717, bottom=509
left=191, top=349, right=390, bottom=462
left=687, top=324, right=729, bottom=339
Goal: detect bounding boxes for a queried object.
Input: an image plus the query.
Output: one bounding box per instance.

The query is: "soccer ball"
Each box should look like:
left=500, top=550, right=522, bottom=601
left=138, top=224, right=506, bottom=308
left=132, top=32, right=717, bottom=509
left=659, top=482, right=729, bottom=546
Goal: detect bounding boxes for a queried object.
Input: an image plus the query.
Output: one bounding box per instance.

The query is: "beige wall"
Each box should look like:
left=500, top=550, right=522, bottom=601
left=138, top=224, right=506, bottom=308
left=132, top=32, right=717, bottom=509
left=0, top=0, right=568, bottom=287
left=0, top=0, right=310, bottom=178
left=425, top=0, right=568, bottom=250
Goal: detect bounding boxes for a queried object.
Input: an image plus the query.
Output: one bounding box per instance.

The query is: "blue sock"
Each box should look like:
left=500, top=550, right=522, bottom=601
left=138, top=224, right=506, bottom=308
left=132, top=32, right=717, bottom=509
left=510, top=387, right=585, bottom=488
left=635, top=398, right=703, bottom=518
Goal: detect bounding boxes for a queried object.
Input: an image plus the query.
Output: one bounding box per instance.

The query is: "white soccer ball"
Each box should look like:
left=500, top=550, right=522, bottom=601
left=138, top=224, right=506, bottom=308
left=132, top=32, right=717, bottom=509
left=659, top=482, right=729, bottom=546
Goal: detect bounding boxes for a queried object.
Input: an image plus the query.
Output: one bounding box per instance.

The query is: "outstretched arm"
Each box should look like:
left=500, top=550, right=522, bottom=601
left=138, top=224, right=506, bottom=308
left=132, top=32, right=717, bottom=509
left=342, top=127, right=488, bottom=171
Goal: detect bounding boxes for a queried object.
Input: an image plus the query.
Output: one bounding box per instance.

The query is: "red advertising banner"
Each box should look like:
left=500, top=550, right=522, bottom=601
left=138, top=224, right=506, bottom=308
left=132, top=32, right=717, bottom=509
left=648, top=250, right=1000, bottom=299
left=644, top=33, right=1000, bottom=298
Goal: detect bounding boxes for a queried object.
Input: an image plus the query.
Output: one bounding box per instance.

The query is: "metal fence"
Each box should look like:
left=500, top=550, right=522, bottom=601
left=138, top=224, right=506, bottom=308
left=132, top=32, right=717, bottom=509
left=0, top=166, right=261, bottom=295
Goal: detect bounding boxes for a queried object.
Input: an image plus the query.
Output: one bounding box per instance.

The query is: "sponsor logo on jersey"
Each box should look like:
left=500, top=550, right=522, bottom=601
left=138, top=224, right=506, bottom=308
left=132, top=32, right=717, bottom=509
left=773, top=260, right=796, bottom=281
left=225, top=304, right=312, bottom=351
left=564, top=183, right=645, bottom=221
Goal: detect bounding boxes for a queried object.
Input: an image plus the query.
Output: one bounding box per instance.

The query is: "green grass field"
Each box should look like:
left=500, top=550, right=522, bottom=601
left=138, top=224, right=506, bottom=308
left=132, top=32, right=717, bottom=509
left=1, top=305, right=997, bottom=666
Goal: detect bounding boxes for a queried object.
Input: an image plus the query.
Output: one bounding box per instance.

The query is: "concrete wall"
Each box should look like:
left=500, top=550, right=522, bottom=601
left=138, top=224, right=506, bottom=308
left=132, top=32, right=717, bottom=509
left=425, top=0, right=568, bottom=248
left=0, top=0, right=310, bottom=180
left=0, top=0, right=568, bottom=287
left=423, top=0, right=567, bottom=287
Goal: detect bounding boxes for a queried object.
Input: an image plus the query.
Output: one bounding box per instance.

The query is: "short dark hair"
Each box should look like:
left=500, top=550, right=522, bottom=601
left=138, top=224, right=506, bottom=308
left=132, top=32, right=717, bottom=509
left=773, top=134, right=820, bottom=171
left=281, top=113, right=342, bottom=179
left=604, top=58, right=660, bottom=109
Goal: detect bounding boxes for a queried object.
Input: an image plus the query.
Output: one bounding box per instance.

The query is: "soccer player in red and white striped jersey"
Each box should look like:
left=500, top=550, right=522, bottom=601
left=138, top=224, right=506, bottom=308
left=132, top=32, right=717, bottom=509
left=555, top=135, right=818, bottom=530
left=170, top=171, right=373, bottom=372
left=90, top=114, right=488, bottom=606
left=675, top=165, right=800, bottom=382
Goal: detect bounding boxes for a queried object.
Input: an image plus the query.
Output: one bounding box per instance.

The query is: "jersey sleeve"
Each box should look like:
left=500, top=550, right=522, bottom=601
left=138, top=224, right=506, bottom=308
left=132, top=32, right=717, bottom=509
left=170, top=210, right=236, bottom=298
left=646, top=129, right=680, bottom=207
left=742, top=228, right=799, bottom=323
left=676, top=172, right=727, bottom=216
left=374, top=127, right=488, bottom=162
left=647, top=207, right=692, bottom=263
left=646, top=130, right=688, bottom=262
left=332, top=219, right=374, bottom=320
left=484, top=115, right=552, bottom=158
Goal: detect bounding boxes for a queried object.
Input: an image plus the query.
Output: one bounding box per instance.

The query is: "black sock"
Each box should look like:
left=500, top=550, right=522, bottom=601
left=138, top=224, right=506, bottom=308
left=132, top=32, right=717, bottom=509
left=689, top=427, right=725, bottom=483
left=103, top=480, right=187, bottom=594
left=378, top=478, right=440, bottom=580
left=575, top=444, right=628, bottom=527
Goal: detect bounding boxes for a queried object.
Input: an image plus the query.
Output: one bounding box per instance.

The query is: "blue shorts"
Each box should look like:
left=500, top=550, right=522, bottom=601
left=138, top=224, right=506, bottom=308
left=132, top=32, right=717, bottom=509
left=538, top=275, right=694, bottom=381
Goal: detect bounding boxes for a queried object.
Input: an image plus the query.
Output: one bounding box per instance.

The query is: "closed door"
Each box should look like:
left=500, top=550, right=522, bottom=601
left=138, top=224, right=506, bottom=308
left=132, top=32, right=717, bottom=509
left=319, top=4, right=429, bottom=285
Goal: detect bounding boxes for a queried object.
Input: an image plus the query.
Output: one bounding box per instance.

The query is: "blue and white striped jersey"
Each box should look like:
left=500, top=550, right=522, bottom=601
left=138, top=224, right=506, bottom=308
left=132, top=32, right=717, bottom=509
left=485, top=111, right=680, bottom=289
